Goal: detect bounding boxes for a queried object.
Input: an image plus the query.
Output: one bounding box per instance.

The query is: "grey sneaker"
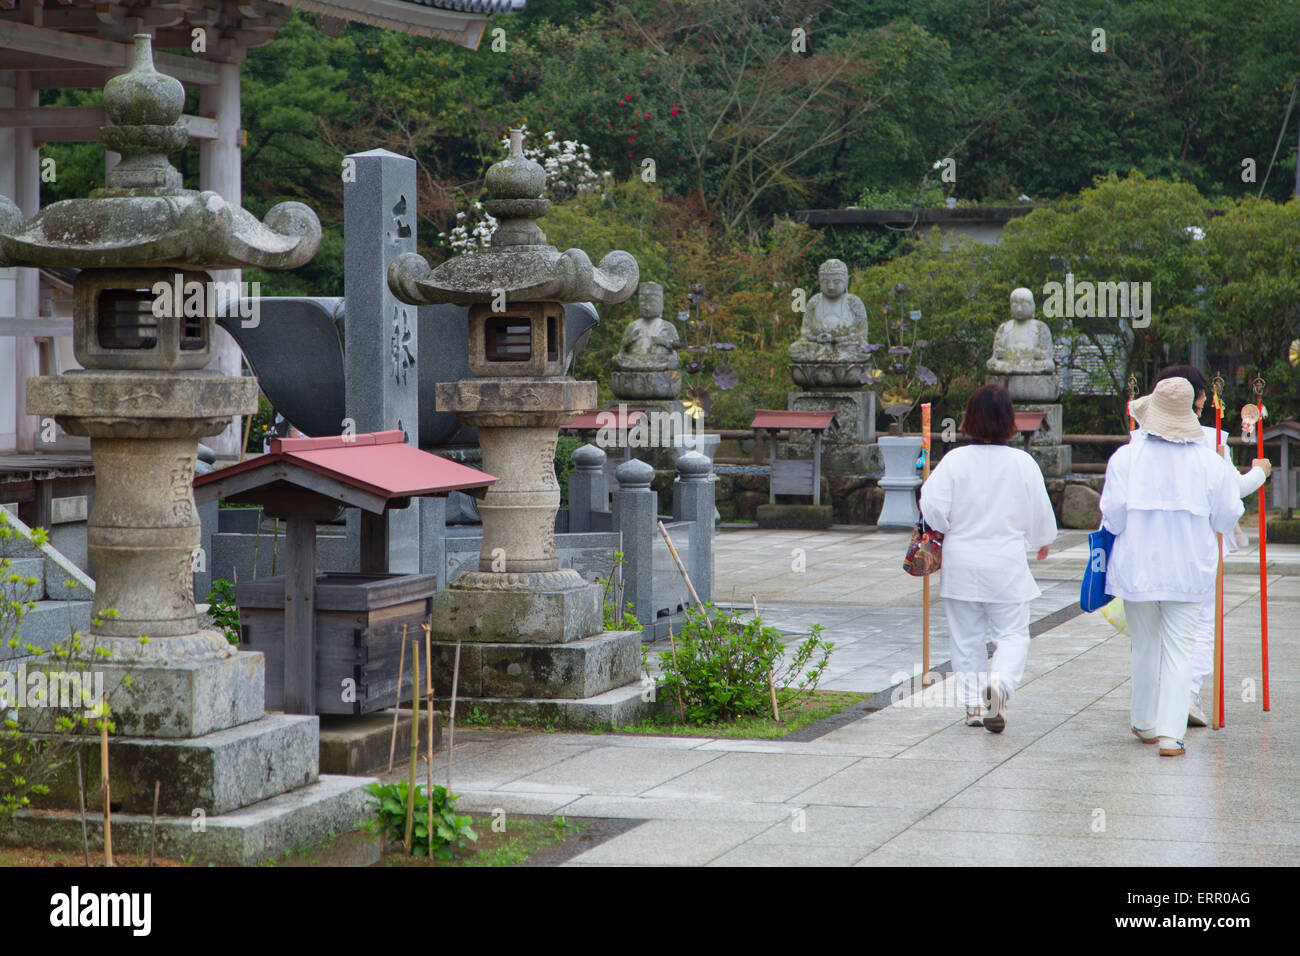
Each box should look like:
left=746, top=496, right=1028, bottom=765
left=1188, top=691, right=1207, bottom=728
left=982, top=678, right=1006, bottom=734
left=965, top=706, right=984, bottom=727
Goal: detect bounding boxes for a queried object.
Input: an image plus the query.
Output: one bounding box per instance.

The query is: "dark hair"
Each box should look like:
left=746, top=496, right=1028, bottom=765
left=1153, top=364, right=1208, bottom=406
left=959, top=384, right=1018, bottom=442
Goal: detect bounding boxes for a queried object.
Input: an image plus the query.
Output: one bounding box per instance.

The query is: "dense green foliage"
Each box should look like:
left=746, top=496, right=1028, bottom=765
left=36, top=2, right=1300, bottom=431
left=364, top=780, right=477, bottom=859
left=656, top=605, right=833, bottom=724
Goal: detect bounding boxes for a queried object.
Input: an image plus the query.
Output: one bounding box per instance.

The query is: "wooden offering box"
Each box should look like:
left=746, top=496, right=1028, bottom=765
left=237, top=572, right=437, bottom=716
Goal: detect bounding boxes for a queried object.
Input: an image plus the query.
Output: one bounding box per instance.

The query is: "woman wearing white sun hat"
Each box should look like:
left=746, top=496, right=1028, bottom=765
left=1139, top=366, right=1271, bottom=728
left=1101, top=377, right=1244, bottom=756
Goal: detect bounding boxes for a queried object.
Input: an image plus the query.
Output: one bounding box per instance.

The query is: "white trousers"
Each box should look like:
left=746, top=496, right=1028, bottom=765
left=942, top=599, right=1032, bottom=708
left=1190, top=595, right=1215, bottom=694
left=1125, top=600, right=1200, bottom=740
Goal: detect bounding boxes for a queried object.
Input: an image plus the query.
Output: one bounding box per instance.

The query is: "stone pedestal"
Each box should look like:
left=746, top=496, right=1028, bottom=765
left=429, top=376, right=648, bottom=726
left=986, top=372, right=1060, bottom=403
left=1017, top=402, right=1072, bottom=477
left=779, top=389, right=878, bottom=475
left=611, top=369, right=678, bottom=400
left=875, top=435, right=922, bottom=530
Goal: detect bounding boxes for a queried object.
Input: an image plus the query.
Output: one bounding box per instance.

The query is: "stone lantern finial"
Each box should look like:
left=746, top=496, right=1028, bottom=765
left=100, top=35, right=189, bottom=192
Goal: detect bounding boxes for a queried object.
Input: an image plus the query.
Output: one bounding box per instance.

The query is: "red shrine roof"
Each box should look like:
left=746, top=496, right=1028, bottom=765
left=193, top=430, right=496, bottom=507
left=566, top=408, right=647, bottom=430
left=750, top=410, right=836, bottom=432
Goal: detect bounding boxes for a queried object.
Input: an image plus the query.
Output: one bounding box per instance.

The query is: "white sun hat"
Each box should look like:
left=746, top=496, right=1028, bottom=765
left=1129, top=377, right=1203, bottom=442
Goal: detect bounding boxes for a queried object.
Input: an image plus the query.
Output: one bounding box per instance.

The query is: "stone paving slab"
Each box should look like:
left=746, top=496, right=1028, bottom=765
left=396, top=527, right=1300, bottom=866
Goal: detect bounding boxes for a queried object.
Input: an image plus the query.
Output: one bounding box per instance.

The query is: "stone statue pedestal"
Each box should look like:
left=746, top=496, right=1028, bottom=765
left=986, top=372, right=1060, bottom=403
left=1008, top=399, right=1071, bottom=478
left=426, top=376, right=644, bottom=725
left=611, top=369, right=678, bottom=400
left=778, top=390, right=879, bottom=475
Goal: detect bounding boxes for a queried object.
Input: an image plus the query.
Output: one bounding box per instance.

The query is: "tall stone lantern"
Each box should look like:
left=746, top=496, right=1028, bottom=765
left=0, top=38, right=364, bottom=861
left=389, top=130, right=642, bottom=707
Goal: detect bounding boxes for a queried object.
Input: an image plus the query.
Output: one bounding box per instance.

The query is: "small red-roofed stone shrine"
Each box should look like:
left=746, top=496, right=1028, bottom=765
left=752, top=409, right=836, bottom=529
left=193, top=431, right=496, bottom=716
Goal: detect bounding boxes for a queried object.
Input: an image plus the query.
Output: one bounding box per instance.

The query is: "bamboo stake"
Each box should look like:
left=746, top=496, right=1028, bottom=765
left=423, top=620, right=434, bottom=858
left=76, top=752, right=90, bottom=867
left=447, top=640, right=462, bottom=795
left=657, top=520, right=708, bottom=619
left=100, top=718, right=113, bottom=867
left=751, top=593, right=778, bottom=720
left=665, top=619, right=685, bottom=719
left=240, top=411, right=253, bottom=463
left=404, top=641, right=420, bottom=854
left=387, top=625, right=408, bottom=774
left=149, top=780, right=160, bottom=867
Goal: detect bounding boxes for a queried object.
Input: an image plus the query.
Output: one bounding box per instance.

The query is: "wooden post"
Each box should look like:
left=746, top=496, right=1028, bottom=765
left=424, top=619, right=434, bottom=858
left=404, top=641, right=419, bottom=854
left=100, top=719, right=113, bottom=867
left=447, top=640, right=462, bottom=795
left=767, top=429, right=777, bottom=505
left=812, top=431, right=822, bottom=506
left=149, top=780, right=160, bottom=867
left=282, top=516, right=318, bottom=715
left=388, top=627, right=407, bottom=775
left=359, top=509, right=389, bottom=574
left=76, top=752, right=90, bottom=867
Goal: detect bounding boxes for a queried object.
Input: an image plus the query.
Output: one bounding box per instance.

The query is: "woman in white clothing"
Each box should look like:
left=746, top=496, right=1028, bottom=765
left=1144, top=366, right=1270, bottom=727
left=920, top=384, right=1058, bottom=734
left=1101, top=378, right=1244, bottom=756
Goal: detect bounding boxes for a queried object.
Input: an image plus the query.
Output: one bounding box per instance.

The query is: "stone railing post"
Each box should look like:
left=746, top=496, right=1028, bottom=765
left=569, top=443, right=607, bottom=533
left=673, top=451, right=715, bottom=605
left=611, top=458, right=655, bottom=627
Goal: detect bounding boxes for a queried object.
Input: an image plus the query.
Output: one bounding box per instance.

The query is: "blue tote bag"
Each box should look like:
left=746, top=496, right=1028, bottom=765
left=1080, top=526, right=1115, bottom=612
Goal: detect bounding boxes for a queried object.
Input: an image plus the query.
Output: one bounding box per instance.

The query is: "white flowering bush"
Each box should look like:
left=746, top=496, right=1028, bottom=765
left=439, top=126, right=611, bottom=253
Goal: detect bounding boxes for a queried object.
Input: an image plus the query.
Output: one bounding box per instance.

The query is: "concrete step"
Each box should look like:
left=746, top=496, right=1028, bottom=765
left=6, top=773, right=379, bottom=866
left=1, top=556, right=45, bottom=603
left=4, top=599, right=93, bottom=660
left=435, top=680, right=653, bottom=730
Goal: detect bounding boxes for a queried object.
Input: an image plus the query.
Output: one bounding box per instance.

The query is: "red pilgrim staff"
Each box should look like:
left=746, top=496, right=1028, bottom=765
left=1212, top=374, right=1226, bottom=730
left=921, top=403, right=933, bottom=685
left=1248, top=377, right=1270, bottom=712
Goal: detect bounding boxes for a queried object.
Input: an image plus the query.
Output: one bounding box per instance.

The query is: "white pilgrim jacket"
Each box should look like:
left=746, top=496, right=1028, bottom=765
left=1100, top=431, right=1244, bottom=603
left=919, top=443, right=1057, bottom=604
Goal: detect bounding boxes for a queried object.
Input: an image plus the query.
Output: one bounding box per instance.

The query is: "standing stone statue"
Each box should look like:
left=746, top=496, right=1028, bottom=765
left=986, top=287, right=1059, bottom=401
left=611, top=281, right=681, bottom=399
left=788, top=258, right=870, bottom=389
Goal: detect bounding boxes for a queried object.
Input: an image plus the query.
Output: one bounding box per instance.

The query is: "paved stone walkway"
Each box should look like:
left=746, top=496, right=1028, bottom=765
left=439, top=527, right=1300, bottom=865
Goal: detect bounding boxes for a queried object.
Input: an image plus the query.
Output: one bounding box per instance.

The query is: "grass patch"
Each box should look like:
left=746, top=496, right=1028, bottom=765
left=614, top=690, right=867, bottom=739
left=377, top=814, right=587, bottom=867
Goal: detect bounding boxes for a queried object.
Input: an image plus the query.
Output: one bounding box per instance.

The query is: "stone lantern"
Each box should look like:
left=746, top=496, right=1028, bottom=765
left=0, top=37, right=366, bottom=861
left=388, top=130, right=644, bottom=716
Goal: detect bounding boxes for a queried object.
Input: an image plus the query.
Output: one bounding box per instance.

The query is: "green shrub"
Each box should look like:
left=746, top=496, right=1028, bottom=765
left=657, top=604, right=833, bottom=724
left=554, top=435, right=584, bottom=508
left=206, top=579, right=241, bottom=646
left=364, top=779, right=477, bottom=860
